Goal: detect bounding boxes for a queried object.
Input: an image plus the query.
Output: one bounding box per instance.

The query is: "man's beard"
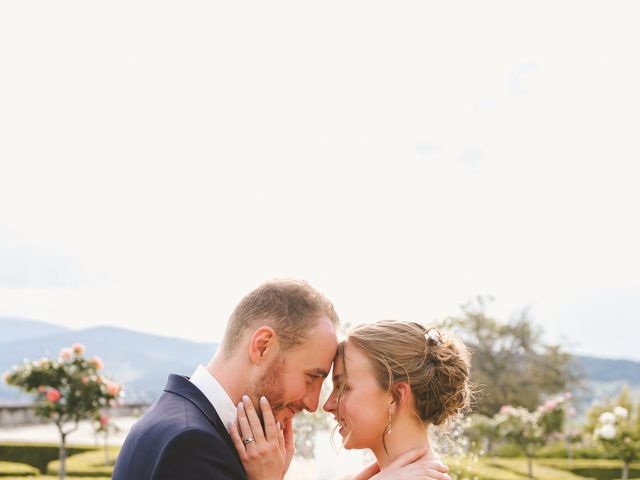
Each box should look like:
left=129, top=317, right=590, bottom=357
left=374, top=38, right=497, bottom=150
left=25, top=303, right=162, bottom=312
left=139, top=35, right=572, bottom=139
left=253, top=354, right=288, bottom=420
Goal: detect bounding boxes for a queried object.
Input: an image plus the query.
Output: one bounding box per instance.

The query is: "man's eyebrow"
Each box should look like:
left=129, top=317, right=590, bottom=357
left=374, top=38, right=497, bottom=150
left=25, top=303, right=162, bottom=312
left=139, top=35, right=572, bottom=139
left=307, top=368, right=329, bottom=378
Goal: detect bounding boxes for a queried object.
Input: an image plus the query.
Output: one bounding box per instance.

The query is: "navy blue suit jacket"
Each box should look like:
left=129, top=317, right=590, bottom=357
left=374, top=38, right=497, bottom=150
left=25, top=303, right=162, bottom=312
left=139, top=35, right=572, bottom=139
left=113, top=374, right=246, bottom=480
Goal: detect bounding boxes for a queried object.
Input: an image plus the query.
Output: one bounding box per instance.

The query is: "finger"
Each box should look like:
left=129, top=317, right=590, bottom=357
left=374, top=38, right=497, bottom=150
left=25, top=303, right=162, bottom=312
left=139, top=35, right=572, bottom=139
left=422, top=469, right=451, bottom=480
left=259, top=396, right=278, bottom=442
left=276, top=421, right=285, bottom=451
left=425, top=461, right=449, bottom=473
left=387, top=446, right=428, bottom=468
left=241, top=395, right=266, bottom=443
left=236, top=401, right=256, bottom=448
left=283, top=416, right=294, bottom=453
left=229, top=421, right=248, bottom=461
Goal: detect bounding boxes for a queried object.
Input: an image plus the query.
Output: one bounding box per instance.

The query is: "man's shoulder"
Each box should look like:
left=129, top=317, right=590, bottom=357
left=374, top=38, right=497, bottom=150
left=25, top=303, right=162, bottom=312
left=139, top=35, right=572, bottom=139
left=135, top=388, right=217, bottom=433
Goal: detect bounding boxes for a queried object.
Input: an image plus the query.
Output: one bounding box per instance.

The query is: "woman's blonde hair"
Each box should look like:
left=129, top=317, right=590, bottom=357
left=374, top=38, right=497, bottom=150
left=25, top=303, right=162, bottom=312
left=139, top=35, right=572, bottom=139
left=344, top=320, right=471, bottom=427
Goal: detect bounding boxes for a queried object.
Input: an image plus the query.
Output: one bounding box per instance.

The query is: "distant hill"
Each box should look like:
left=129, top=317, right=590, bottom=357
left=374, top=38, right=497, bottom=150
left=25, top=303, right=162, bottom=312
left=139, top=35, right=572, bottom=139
left=573, top=354, right=640, bottom=384
left=0, top=317, right=70, bottom=344
left=1, top=318, right=217, bottom=403
left=1, top=317, right=639, bottom=407
left=570, top=354, right=640, bottom=413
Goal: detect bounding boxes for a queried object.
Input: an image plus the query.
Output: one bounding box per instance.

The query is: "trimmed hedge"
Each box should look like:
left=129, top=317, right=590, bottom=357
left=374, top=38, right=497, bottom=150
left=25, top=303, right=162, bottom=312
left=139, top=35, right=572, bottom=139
left=47, top=448, right=119, bottom=478
left=0, top=444, right=94, bottom=474
left=0, top=461, right=38, bottom=477
left=535, top=443, right=618, bottom=460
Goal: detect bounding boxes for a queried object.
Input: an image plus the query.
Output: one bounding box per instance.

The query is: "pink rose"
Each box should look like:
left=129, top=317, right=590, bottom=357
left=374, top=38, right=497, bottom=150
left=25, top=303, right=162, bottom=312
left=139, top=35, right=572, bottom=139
left=38, top=386, right=47, bottom=393
left=99, top=414, right=109, bottom=427
left=2, top=371, right=10, bottom=384
left=106, top=382, right=121, bottom=396
left=500, top=405, right=513, bottom=414
left=46, top=388, right=61, bottom=403
left=72, top=343, right=86, bottom=355
left=59, top=348, right=73, bottom=361
left=91, top=356, right=104, bottom=370
left=81, top=376, right=89, bottom=384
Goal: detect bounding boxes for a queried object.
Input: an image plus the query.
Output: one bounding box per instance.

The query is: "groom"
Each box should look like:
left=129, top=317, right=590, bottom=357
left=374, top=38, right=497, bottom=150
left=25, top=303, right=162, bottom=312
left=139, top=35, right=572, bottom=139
left=113, top=279, right=451, bottom=479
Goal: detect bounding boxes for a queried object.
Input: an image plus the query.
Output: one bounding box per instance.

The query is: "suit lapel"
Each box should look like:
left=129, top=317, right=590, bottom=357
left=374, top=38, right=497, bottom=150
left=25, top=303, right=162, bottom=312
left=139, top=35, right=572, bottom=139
left=164, top=374, right=242, bottom=465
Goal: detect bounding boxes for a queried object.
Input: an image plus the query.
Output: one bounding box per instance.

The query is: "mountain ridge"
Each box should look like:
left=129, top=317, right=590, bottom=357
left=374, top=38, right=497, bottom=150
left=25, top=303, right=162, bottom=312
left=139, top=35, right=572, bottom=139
left=2, top=317, right=638, bottom=407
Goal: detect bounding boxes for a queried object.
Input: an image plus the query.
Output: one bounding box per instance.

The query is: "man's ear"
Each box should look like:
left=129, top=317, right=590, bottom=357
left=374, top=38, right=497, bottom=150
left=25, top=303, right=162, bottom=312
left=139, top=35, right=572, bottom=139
left=248, top=326, right=279, bottom=365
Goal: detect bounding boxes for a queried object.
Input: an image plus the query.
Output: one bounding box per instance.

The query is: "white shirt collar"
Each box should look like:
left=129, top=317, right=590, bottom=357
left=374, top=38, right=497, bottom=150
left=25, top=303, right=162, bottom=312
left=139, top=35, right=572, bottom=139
left=189, top=364, right=236, bottom=432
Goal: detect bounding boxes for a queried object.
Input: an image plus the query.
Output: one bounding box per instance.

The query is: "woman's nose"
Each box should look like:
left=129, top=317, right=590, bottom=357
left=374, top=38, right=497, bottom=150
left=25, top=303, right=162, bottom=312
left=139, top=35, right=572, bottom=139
left=323, top=393, right=336, bottom=413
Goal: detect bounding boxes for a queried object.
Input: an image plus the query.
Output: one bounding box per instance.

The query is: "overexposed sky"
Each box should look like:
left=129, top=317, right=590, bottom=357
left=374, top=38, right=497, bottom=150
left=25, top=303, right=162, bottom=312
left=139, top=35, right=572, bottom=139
left=1, top=2, right=639, bottom=360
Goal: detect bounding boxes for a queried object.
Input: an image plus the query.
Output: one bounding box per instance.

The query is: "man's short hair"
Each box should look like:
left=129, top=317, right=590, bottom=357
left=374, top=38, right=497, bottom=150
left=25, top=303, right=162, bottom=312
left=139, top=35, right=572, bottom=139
left=221, top=278, right=339, bottom=356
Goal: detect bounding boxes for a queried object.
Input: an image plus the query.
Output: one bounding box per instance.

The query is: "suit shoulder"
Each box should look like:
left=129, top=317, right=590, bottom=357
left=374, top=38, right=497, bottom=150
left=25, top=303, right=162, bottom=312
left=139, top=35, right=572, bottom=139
left=153, top=428, right=245, bottom=479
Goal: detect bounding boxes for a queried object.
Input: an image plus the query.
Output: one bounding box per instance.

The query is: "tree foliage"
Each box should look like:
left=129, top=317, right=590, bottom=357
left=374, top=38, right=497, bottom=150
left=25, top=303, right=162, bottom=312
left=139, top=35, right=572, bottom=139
left=445, top=296, right=580, bottom=416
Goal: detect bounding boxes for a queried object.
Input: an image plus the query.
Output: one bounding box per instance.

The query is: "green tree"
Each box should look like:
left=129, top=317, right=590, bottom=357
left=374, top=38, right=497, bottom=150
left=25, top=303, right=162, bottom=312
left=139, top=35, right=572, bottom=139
left=3, top=344, right=123, bottom=480
left=445, top=296, right=580, bottom=416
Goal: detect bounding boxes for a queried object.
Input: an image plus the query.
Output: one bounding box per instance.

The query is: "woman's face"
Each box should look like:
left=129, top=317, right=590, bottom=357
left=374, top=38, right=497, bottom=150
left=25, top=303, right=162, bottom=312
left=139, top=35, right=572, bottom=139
left=323, top=341, right=392, bottom=450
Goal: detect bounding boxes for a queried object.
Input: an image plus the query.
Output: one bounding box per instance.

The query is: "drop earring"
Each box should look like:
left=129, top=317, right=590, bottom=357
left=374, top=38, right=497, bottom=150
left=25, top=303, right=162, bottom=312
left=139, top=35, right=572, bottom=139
left=385, top=408, right=393, bottom=435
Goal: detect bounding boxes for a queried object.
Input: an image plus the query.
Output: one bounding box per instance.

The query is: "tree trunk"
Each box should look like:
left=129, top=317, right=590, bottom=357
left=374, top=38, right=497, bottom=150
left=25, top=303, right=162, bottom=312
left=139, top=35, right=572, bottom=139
left=58, top=431, right=67, bottom=480
left=104, top=430, right=110, bottom=466
left=622, top=461, right=629, bottom=480
left=527, top=455, right=533, bottom=479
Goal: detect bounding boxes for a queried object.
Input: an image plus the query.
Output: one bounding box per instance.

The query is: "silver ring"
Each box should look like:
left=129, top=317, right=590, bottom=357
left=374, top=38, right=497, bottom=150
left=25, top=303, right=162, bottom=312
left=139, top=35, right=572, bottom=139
left=242, top=436, right=255, bottom=445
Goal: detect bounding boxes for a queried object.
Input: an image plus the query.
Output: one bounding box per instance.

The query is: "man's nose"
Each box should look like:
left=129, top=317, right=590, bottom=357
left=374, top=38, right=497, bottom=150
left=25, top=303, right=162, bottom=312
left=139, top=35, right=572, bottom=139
left=302, top=382, right=324, bottom=412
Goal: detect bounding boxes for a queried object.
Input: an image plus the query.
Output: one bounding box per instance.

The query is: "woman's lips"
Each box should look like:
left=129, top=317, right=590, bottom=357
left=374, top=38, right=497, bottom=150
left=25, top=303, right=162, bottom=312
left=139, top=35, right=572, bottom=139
left=335, top=416, right=347, bottom=435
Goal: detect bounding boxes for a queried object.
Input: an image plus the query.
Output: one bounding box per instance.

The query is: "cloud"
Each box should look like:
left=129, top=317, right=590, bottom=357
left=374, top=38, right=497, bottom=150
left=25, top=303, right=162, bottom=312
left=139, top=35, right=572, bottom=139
left=508, top=61, right=538, bottom=95
left=458, top=148, right=484, bottom=172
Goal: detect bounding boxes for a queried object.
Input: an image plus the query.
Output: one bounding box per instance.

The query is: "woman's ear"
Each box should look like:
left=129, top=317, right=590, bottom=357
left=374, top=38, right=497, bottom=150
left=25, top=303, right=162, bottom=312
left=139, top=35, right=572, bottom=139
left=248, top=326, right=278, bottom=365
left=392, top=382, right=412, bottom=408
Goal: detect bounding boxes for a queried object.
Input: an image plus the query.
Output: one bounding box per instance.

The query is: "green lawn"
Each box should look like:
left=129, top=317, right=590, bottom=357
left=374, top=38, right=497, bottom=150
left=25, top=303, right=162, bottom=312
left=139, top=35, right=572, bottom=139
left=0, top=461, right=39, bottom=477
left=47, top=448, right=119, bottom=477
left=446, top=456, right=640, bottom=480
left=3, top=446, right=640, bottom=480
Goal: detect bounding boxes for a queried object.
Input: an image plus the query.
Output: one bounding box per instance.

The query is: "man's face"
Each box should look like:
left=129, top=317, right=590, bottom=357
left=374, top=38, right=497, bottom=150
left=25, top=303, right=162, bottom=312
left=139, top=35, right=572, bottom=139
left=253, top=314, right=338, bottom=423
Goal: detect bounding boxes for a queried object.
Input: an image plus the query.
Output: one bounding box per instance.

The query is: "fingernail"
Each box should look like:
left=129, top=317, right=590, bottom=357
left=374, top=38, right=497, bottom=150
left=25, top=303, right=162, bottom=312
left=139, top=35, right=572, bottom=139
left=260, top=396, right=268, bottom=405
left=238, top=402, right=244, bottom=410
left=242, top=394, right=250, bottom=402
left=277, top=421, right=281, bottom=429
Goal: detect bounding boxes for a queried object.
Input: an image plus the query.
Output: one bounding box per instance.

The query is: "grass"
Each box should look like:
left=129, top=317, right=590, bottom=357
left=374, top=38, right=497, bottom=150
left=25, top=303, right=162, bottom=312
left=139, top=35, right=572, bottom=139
left=0, top=462, right=39, bottom=477
left=445, top=456, right=640, bottom=480
left=0, top=477, right=109, bottom=480
left=47, top=448, right=119, bottom=478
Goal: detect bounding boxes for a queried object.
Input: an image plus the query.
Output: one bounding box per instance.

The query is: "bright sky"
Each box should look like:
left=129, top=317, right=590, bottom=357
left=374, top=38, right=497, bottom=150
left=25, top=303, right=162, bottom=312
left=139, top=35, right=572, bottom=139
left=1, top=2, right=638, bottom=360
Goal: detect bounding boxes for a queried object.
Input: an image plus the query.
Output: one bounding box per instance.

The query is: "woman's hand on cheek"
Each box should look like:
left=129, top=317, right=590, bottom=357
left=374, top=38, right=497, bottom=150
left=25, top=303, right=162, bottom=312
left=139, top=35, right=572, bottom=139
left=229, top=395, right=287, bottom=480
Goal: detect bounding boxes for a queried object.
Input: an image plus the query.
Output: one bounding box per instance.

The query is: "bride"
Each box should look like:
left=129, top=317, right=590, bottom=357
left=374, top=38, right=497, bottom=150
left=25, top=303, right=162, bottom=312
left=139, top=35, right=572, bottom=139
left=230, top=320, right=470, bottom=480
